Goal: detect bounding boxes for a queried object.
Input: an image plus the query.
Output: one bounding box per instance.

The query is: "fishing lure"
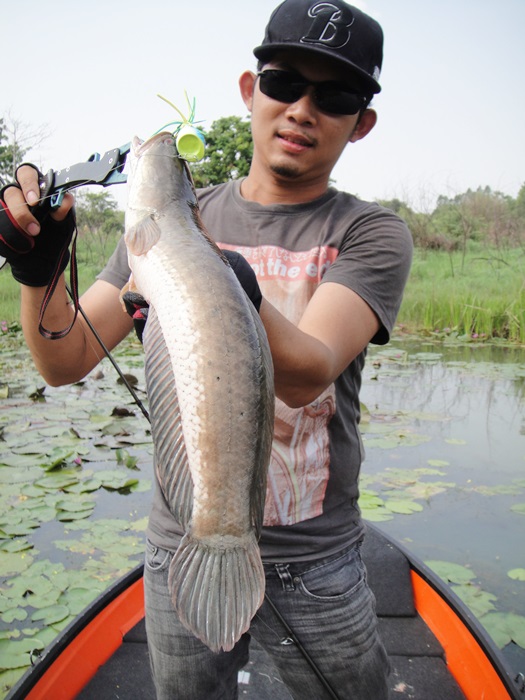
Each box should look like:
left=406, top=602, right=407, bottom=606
left=155, top=92, right=206, bottom=163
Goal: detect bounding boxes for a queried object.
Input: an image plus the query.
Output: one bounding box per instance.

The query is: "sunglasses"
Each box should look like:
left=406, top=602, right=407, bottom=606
left=257, top=69, right=369, bottom=116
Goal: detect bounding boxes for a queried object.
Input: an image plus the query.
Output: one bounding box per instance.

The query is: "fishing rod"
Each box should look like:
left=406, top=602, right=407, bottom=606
left=262, top=593, right=340, bottom=700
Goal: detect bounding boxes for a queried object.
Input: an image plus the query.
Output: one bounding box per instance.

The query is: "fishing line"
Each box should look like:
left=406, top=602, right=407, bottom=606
left=63, top=282, right=340, bottom=698
left=2, top=92, right=205, bottom=219
left=65, top=284, right=341, bottom=697
left=5, top=96, right=339, bottom=693
left=65, top=283, right=150, bottom=423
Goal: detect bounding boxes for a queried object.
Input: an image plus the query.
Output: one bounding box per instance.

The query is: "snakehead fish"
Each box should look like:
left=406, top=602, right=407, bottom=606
left=123, top=132, right=274, bottom=652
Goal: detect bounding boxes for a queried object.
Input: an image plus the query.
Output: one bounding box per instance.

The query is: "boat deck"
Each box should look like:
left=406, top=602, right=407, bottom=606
left=77, top=526, right=466, bottom=699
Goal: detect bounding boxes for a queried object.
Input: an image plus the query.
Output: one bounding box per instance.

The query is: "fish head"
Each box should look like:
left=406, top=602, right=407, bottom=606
left=127, top=132, right=186, bottom=211
left=125, top=132, right=196, bottom=256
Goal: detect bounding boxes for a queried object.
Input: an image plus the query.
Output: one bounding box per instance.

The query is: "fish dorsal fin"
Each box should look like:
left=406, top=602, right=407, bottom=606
left=124, top=215, right=162, bottom=256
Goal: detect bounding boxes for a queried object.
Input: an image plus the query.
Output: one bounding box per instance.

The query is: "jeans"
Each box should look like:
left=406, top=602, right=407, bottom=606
left=144, top=539, right=389, bottom=700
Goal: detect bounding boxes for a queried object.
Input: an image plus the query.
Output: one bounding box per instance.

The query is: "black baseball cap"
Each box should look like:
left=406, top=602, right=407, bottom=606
left=254, top=0, right=383, bottom=94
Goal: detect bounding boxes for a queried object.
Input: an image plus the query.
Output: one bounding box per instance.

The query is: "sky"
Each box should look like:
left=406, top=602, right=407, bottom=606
left=3, top=0, right=524, bottom=212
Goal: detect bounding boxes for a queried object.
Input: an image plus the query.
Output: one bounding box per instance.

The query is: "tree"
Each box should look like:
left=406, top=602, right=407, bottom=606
left=75, top=190, right=124, bottom=268
left=0, top=112, right=51, bottom=183
left=191, top=116, right=253, bottom=188
left=0, top=117, right=26, bottom=184
left=379, top=198, right=446, bottom=251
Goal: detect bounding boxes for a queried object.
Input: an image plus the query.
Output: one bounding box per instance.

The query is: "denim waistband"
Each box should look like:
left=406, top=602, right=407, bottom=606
left=262, top=539, right=362, bottom=579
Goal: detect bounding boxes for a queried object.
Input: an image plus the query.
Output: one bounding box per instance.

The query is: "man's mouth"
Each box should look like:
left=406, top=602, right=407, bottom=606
left=277, top=130, right=314, bottom=153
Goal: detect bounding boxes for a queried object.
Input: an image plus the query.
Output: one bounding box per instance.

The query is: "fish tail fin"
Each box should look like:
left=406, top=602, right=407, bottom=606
left=168, top=533, right=265, bottom=653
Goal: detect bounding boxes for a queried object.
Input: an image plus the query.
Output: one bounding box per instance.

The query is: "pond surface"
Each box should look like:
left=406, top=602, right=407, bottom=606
left=0, top=332, right=524, bottom=694
left=360, top=338, right=525, bottom=676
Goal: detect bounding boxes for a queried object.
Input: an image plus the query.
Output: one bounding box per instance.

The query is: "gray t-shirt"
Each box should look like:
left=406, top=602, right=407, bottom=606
left=99, top=180, right=412, bottom=562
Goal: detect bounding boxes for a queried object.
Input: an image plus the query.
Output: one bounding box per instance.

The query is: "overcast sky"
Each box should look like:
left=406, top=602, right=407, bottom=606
left=4, top=0, right=524, bottom=211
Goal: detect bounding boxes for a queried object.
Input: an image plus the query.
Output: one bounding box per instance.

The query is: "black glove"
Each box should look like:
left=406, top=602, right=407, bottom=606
left=123, top=249, right=262, bottom=344
left=0, top=164, right=76, bottom=287
left=223, top=250, right=262, bottom=313
left=122, top=290, right=150, bottom=344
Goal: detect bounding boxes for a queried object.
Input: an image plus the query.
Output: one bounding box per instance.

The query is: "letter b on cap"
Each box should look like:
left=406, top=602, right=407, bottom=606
left=301, top=2, right=354, bottom=50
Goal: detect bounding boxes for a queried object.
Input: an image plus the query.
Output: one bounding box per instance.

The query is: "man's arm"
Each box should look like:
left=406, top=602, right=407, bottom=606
left=5, top=165, right=377, bottom=400
left=20, top=278, right=133, bottom=386
left=3, top=165, right=133, bottom=386
left=260, top=281, right=379, bottom=408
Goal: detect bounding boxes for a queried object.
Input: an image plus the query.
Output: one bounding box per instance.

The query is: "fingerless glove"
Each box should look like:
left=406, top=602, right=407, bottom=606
left=0, top=165, right=75, bottom=287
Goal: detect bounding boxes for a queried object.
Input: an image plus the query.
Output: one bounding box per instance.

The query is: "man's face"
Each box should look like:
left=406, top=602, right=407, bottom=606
left=244, top=50, right=372, bottom=187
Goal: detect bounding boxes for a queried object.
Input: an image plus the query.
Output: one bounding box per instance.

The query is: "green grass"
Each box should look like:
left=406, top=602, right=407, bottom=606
left=0, top=235, right=117, bottom=327
left=397, top=246, right=525, bottom=343
left=1, top=245, right=524, bottom=343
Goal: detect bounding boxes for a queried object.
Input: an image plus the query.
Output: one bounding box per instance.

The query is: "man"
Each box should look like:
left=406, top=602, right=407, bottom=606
left=0, top=1, right=412, bottom=697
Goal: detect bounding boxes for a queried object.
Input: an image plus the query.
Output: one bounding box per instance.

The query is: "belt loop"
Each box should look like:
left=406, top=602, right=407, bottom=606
left=275, top=563, right=295, bottom=591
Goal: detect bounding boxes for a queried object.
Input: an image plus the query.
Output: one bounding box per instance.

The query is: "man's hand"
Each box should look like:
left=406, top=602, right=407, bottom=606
left=0, top=164, right=76, bottom=287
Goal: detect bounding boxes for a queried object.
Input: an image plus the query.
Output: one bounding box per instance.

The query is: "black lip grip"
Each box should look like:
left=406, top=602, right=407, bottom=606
left=0, top=142, right=130, bottom=259
left=38, top=142, right=130, bottom=211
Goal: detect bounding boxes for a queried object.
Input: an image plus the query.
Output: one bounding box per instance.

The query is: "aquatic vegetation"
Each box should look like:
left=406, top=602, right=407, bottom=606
left=1, top=330, right=524, bottom=693
left=0, top=334, right=151, bottom=693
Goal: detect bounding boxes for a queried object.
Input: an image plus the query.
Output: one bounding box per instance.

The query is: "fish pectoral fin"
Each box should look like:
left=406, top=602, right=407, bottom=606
left=124, top=215, right=162, bottom=256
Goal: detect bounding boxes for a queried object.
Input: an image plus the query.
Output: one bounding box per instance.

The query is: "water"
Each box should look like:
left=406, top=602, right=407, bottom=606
left=359, top=338, right=525, bottom=675
left=1, top=333, right=524, bottom=688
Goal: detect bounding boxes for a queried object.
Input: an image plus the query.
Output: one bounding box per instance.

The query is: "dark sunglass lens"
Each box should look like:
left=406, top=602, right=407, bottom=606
left=259, top=71, right=305, bottom=104
left=259, top=71, right=365, bottom=115
left=315, top=87, right=363, bottom=115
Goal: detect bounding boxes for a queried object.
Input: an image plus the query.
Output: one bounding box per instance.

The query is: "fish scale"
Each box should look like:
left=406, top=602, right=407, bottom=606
left=124, top=131, right=274, bottom=652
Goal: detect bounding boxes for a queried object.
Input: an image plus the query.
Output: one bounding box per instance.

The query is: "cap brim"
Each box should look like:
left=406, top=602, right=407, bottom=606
left=253, top=43, right=381, bottom=94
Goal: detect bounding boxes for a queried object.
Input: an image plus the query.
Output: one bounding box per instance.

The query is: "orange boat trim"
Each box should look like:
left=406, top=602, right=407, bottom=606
left=20, top=569, right=513, bottom=699
left=24, top=577, right=145, bottom=700
left=411, top=570, right=511, bottom=700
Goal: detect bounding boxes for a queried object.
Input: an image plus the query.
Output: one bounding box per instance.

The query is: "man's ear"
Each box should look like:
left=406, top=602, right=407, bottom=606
left=239, top=71, right=257, bottom=112
left=349, top=109, right=377, bottom=143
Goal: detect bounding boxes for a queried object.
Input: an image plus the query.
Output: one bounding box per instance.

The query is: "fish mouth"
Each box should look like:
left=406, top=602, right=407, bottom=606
left=132, top=132, right=176, bottom=157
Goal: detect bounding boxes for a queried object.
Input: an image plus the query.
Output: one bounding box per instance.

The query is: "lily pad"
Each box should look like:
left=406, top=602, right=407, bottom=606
left=31, top=604, right=70, bottom=626
left=480, top=611, right=525, bottom=649
left=474, top=484, right=522, bottom=496
left=425, top=560, right=476, bottom=584
left=33, top=473, right=80, bottom=491
left=0, top=637, right=45, bottom=671
left=0, top=521, right=40, bottom=537
left=41, top=448, right=76, bottom=471
left=1, top=608, right=28, bottom=624
left=507, top=569, right=525, bottom=581
left=0, top=538, right=33, bottom=554
left=385, top=498, right=424, bottom=514
left=64, top=477, right=102, bottom=494
left=510, top=502, right=525, bottom=515
left=56, top=508, right=95, bottom=522
left=451, top=583, right=498, bottom=617
left=426, top=460, right=449, bottom=468
left=97, top=470, right=140, bottom=491
left=58, top=587, right=98, bottom=616
left=55, top=498, right=95, bottom=513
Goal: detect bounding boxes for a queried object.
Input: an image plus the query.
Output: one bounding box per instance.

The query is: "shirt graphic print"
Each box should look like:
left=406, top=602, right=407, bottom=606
left=218, top=241, right=339, bottom=527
